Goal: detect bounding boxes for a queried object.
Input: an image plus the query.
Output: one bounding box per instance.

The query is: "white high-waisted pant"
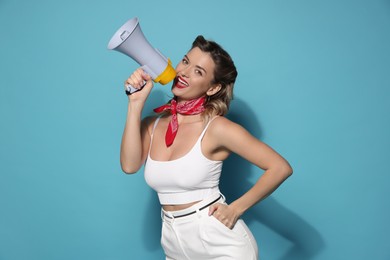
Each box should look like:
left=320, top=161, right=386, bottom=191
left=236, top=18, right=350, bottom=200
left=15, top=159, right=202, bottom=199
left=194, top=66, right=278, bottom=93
left=161, top=193, right=259, bottom=260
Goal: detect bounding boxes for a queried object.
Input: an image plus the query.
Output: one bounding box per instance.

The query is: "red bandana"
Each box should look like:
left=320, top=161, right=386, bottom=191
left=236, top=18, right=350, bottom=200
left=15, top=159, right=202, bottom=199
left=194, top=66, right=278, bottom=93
left=153, top=96, right=206, bottom=147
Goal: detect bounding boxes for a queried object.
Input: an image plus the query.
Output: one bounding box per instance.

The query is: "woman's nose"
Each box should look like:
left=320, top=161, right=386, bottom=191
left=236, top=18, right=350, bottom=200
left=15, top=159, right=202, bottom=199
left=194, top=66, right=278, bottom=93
left=178, top=66, right=190, bottom=78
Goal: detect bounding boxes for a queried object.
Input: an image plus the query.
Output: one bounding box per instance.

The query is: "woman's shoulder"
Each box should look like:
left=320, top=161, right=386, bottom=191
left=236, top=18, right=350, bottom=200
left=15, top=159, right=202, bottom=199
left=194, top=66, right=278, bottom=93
left=208, top=116, right=243, bottom=135
left=206, top=116, right=256, bottom=151
left=210, top=115, right=241, bottom=127
left=204, top=116, right=250, bottom=151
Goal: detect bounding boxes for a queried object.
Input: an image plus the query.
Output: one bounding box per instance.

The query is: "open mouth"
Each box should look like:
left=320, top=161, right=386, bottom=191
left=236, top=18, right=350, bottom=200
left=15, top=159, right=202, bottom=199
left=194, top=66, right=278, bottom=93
left=174, top=76, right=189, bottom=89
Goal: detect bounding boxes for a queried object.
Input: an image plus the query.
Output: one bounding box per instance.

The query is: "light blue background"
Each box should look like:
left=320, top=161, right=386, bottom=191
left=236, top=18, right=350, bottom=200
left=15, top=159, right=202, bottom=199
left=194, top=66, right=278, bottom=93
left=1, top=0, right=389, bottom=259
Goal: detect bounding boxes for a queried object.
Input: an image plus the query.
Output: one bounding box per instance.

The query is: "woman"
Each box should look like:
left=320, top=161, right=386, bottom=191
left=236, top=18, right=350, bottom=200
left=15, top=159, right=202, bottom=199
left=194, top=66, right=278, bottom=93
left=120, top=35, right=293, bottom=259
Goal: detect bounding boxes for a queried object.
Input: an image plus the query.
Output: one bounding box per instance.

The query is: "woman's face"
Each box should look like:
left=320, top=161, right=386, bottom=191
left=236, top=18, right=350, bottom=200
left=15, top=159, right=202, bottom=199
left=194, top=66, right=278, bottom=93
left=172, top=47, right=217, bottom=101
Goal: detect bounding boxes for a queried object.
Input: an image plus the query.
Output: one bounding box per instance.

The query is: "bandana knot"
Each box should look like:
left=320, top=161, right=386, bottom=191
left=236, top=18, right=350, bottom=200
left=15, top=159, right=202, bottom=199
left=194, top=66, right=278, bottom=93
left=153, top=96, right=206, bottom=147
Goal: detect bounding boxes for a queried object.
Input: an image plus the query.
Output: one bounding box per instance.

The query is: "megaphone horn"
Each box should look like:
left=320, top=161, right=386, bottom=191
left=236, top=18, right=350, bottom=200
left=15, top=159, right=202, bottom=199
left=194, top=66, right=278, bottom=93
left=108, top=17, right=176, bottom=95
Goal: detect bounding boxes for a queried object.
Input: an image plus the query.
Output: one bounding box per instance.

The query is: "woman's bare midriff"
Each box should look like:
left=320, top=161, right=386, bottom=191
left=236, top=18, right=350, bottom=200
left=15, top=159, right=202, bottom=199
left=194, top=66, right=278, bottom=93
left=162, top=200, right=202, bottom=212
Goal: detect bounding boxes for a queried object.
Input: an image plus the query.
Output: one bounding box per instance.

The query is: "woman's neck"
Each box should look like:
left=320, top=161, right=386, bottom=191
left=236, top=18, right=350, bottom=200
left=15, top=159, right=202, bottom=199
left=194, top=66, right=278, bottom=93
left=175, top=95, right=205, bottom=104
left=176, top=113, right=204, bottom=124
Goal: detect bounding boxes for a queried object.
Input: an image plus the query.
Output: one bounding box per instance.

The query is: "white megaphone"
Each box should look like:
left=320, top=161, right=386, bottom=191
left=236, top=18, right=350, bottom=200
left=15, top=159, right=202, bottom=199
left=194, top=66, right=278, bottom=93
left=107, top=17, right=176, bottom=95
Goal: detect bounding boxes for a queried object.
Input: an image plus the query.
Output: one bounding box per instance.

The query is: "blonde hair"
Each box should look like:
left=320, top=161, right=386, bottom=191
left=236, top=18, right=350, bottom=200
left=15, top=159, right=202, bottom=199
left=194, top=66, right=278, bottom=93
left=191, top=36, right=237, bottom=118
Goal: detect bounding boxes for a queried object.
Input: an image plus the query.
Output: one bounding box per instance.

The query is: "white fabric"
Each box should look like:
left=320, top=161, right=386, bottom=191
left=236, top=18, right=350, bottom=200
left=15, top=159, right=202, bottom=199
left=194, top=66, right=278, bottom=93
left=161, top=193, right=259, bottom=260
left=144, top=117, right=223, bottom=205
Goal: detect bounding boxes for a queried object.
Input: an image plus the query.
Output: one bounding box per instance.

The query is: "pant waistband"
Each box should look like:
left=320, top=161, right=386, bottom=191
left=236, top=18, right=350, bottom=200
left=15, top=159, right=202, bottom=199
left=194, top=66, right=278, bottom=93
left=162, top=193, right=224, bottom=219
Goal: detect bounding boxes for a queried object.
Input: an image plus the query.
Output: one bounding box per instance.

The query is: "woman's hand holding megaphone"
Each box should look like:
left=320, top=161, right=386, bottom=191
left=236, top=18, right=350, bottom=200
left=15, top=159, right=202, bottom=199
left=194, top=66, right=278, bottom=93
left=124, top=68, right=154, bottom=102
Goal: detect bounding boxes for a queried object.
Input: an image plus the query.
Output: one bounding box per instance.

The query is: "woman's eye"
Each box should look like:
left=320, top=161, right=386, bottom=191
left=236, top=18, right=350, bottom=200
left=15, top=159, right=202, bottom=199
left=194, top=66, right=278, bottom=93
left=195, top=69, right=203, bottom=76
left=182, top=59, right=188, bottom=65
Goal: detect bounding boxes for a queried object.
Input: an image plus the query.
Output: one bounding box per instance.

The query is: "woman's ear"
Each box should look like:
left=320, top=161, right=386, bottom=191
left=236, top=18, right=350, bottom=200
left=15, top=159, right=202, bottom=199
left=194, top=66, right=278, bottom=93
left=206, top=84, right=222, bottom=96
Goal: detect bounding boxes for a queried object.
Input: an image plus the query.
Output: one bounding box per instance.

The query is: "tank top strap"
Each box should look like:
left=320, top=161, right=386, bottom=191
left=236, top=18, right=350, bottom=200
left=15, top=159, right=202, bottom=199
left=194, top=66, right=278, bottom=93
left=148, top=116, right=161, bottom=155
left=198, top=116, right=219, bottom=141
left=151, top=116, right=161, bottom=137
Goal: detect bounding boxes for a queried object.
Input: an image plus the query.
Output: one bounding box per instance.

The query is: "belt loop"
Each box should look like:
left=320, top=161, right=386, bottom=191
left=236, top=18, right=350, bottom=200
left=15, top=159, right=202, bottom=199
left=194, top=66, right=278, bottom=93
left=220, top=193, right=226, bottom=203
left=161, top=209, right=175, bottom=223
left=196, top=208, right=201, bottom=218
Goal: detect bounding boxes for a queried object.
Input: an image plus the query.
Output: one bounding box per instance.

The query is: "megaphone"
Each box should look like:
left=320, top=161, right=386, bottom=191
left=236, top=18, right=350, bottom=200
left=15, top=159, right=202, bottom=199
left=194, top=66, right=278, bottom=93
left=107, top=17, right=176, bottom=95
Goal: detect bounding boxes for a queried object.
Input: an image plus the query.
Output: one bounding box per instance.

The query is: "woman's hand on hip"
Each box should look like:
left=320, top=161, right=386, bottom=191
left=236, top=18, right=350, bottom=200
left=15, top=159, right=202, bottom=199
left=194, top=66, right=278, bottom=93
left=208, top=203, right=240, bottom=229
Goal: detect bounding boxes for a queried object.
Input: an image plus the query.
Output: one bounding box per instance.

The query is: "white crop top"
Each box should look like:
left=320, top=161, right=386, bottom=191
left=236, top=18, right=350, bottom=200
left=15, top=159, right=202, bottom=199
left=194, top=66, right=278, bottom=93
left=144, top=117, right=223, bottom=205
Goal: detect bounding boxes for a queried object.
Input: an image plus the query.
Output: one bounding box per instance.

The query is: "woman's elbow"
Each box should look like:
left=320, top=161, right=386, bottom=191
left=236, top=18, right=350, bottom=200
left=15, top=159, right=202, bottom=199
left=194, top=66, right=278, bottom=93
left=273, top=160, right=293, bottom=179
left=120, top=162, right=141, bottom=174
left=283, top=162, right=293, bottom=178
left=121, top=168, right=137, bottom=174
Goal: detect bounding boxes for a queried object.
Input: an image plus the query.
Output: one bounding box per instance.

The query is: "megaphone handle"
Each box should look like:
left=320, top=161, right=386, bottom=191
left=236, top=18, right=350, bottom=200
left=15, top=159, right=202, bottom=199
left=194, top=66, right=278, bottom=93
left=125, top=81, right=146, bottom=95
left=124, top=65, right=156, bottom=95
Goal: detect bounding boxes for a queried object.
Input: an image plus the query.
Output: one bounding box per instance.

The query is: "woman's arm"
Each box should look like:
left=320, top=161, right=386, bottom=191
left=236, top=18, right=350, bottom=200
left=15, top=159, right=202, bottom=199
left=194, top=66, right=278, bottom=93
left=208, top=117, right=293, bottom=228
left=120, top=68, right=154, bottom=174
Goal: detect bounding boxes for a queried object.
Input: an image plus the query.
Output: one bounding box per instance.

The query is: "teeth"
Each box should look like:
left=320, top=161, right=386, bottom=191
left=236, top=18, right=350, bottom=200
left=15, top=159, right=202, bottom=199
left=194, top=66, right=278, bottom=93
left=178, top=77, right=189, bottom=86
